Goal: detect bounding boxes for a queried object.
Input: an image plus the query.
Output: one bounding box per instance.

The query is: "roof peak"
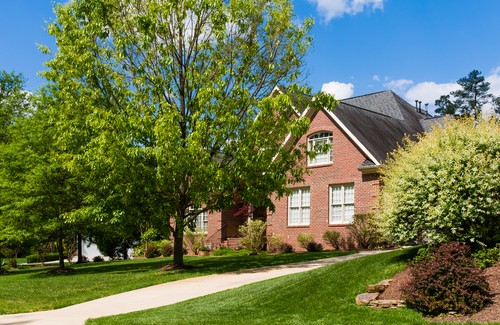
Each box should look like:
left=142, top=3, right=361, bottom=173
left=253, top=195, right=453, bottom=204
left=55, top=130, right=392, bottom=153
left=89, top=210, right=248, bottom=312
left=340, top=90, right=405, bottom=120
left=341, top=89, right=395, bottom=101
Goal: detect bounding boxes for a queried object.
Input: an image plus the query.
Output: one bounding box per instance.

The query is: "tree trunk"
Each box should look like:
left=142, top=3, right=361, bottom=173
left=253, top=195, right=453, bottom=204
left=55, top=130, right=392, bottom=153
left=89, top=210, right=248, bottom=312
left=172, top=217, right=184, bottom=269
left=57, top=235, right=65, bottom=269
left=77, top=233, right=83, bottom=263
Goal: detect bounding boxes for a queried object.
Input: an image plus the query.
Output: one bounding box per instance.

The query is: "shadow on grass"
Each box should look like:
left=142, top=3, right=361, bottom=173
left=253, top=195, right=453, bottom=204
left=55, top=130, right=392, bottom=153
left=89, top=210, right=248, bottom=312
left=21, top=251, right=356, bottom=278
left=24, top=258, right=175, bottom=278
left=389, top=246, right=420, bottom=264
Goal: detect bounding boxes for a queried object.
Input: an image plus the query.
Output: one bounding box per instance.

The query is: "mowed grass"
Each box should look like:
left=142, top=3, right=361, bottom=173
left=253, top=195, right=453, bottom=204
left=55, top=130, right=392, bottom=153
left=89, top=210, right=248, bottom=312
left=0, top=250, right=353, bottom=314
left=88, top=248, right=454, bottom=325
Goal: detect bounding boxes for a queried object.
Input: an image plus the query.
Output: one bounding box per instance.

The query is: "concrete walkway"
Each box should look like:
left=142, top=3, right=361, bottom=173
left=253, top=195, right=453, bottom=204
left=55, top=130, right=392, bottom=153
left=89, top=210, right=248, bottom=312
left=0, top=250, right=390, bottom=325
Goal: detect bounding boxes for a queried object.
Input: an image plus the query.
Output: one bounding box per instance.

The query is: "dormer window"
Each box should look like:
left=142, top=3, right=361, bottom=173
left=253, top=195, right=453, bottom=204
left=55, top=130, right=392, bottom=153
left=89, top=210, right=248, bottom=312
left=308, top=132, right=333, bottom=166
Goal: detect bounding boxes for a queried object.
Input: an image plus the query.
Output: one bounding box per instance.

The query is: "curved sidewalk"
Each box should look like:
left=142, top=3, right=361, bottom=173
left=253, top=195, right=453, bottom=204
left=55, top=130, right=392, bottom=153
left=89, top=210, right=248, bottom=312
left=0, top=250, right=390, bottom=325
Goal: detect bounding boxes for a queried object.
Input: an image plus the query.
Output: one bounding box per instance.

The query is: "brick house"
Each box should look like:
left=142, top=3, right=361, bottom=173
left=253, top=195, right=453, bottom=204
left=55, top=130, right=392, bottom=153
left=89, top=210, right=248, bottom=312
left=201, top=90, right=438, bottom=250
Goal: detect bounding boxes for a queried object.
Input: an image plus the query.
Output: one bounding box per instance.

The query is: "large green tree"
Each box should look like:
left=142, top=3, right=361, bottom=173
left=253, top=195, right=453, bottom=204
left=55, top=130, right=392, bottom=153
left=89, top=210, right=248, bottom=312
left=44, top=0, right=334, bottom=268
left=379, top=117, right=500, bottom=247
left=0, top=91, right=86, bottom=269
left=0, top=71, right=32, bottom=265
left=435, top=70, right=499, bottom=118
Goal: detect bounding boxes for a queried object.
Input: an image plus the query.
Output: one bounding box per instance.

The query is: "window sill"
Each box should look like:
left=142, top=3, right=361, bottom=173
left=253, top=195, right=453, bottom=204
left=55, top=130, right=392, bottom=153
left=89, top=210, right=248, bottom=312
left=328, top=223, right=351, bottom=226
left=307, top=162, right=333, bottom=169
left=287, top=224, right=310, bottom=228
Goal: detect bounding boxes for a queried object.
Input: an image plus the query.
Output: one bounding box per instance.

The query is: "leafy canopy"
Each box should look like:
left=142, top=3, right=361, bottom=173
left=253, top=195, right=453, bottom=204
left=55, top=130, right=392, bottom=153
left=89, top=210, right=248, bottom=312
left=44, top=0, right=335, bottom=267
left=0, top=91, right=86, bottom=269
left=380, top=117, right=500, bottom=247
left=0, top=71, right=30, bottom=143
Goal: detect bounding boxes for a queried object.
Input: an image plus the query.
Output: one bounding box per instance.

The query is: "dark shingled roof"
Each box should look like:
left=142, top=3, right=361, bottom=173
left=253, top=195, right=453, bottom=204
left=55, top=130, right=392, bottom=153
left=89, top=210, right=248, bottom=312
left=420, top=116, right=448, bottom=132
left=331, top=90, right=432, bottom=164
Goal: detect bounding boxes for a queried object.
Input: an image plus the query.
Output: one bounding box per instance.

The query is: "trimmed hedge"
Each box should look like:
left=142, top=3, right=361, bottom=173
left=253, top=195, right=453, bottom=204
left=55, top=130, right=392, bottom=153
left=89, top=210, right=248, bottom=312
left=26, top=253, right=66, bottom=264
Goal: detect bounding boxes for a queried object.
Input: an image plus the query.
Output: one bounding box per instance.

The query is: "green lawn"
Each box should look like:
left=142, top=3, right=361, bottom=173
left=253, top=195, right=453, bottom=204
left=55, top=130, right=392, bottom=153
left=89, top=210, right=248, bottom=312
left=0, top=250, right=353, bottom=314
left=87, top=248, right=461, bottom=325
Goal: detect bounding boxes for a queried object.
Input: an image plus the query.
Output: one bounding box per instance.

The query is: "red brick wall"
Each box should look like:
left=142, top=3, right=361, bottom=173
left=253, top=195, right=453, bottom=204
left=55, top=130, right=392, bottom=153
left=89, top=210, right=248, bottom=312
left=267, top=109, right=380, bottom=251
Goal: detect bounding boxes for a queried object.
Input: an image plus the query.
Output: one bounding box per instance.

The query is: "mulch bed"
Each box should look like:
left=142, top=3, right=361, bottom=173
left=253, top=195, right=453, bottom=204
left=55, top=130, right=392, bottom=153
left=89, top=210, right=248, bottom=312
left=379, top=263, right=500, bottom=323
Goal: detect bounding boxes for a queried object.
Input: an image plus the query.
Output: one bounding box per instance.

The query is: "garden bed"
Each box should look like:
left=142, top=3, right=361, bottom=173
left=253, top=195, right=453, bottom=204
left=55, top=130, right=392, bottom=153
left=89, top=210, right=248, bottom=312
left=380, top=264, right=500, bottom=323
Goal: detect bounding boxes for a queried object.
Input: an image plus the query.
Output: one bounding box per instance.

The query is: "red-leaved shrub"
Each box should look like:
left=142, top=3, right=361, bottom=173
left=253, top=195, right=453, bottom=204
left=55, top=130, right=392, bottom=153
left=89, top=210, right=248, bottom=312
left=403, top=242, right=491, bottom=316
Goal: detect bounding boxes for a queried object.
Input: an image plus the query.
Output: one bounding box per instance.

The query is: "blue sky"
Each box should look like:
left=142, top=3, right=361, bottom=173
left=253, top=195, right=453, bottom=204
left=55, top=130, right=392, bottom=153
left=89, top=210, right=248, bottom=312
left=1, top=0, right=500, bottom=114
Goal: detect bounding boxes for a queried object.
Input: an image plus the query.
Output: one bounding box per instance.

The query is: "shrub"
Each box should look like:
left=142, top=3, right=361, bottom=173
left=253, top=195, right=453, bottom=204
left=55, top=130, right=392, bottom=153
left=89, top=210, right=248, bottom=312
left=267, top=234, right=284, bottom=253
left=472, top=246, right=500, bottom=269
left=403, top=242, right=491, bottom=316
left=323, top=231, right=341, bottom=250
left=411, top=246, right=433, bottom=264
left=184, top=230, right=204, bottom=255
left=160, top=242, right=174, bottom=257
left=8, top=258, right=17, bottom=268
left=26, top=253, right=62, bottom=264
left=144, top=245, right=160, bottom=258
left=267, top=235, right=294, bottom=254
left=278, top=243, right=294, bottom=254
left=297, top=233, right=322, bottom=252
left=297, top=233, right=314, bottom=250
left=132, top=243, right=145, bottom=257
left=306, top=242, right=323, bottom=252
left=238, top=219, right=267, bottom=255
left=347, top=214, right=382, bottom=249
left=92, top=256, right=104, bottom=262
left=380, top=118, right=500, bottom=246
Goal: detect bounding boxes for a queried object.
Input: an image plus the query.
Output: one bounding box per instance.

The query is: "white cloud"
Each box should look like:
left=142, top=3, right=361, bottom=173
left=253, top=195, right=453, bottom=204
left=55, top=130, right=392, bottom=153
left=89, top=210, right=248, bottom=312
left=321, top=81, right=354, bottom=99
left=372, top=74, right=380, bottom=81
left=308, top=0, right=384, bottom=22
left=383, top=79, right=414, bottom=91
left=403, top=82, right=460, bottom=114
left=486, top=67, right=500, bottom=96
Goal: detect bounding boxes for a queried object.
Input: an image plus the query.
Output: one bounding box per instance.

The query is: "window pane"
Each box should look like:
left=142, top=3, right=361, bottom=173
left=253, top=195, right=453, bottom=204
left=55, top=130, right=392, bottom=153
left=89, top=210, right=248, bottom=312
left=344, top=204, right=354, bottom=223
left=330, top=205, right=342, bottom=223
left=344, top=185, right=354, bottom=204
left=301, top=189, right=310, bottom=206
left=331, top=186, right=342, bottom=204
left=290, top=208, right=300, bottom=225
left=290, top=190, right=300, bottom=207
left=301, top=207, right=310, bottom=224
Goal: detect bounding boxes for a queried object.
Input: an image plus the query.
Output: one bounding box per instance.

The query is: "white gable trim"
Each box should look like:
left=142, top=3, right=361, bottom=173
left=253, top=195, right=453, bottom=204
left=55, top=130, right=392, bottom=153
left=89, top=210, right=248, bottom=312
left=275, top=92, right=381, bottom=167
left=271, top=86, right=302, bottom=117
left=326, top=110, right=381, bottom=166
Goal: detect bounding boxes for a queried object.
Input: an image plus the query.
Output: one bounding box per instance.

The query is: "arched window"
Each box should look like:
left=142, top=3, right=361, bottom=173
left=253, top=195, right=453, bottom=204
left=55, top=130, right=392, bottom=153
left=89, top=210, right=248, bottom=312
left=308, top=132, right=333, bottom=166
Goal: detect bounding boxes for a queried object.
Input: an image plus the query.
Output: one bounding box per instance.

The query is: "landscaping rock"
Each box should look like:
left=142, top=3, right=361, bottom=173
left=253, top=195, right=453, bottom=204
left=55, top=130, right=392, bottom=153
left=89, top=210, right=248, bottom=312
left=377, top=279, right=392, bottom=286
left=366, top=284, right=386, bottom=293
left=356, top=292, right=379, bottom=305
left=368, top=299, right=405, bottom=309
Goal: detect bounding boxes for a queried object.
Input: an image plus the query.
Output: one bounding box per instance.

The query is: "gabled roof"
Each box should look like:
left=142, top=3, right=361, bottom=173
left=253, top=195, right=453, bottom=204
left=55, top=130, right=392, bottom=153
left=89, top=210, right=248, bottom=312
left=281, top=89, right=437, bottom=167
left=342, top=90, right=407, bottom=120
left=328, top=90, right=428, bottom=164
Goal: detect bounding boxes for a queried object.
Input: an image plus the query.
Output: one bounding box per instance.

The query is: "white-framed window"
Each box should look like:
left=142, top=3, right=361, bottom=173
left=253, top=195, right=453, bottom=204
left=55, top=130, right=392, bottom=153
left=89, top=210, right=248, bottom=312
left=288, top=188, right=310, bottom=226
left=189, top=206, right=208, bottom=233
left=329, top=184, right=354, bottom=224
left=308, top=132, right=333, bottom=166
left=195, top=211, right=208, bottom=233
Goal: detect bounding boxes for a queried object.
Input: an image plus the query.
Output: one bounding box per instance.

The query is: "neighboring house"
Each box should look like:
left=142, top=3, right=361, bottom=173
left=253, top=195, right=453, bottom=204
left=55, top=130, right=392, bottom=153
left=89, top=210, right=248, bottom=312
left=201, top=90, right=441, bottom=250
